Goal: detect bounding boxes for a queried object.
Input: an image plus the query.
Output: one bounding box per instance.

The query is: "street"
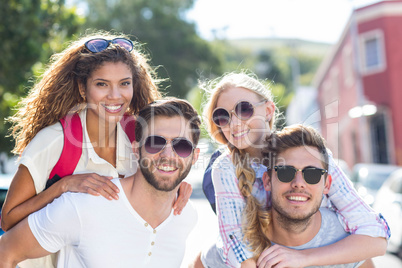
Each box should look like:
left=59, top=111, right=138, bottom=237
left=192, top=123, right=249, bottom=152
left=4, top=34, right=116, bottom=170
left=182, top=164, right=402, bottom=268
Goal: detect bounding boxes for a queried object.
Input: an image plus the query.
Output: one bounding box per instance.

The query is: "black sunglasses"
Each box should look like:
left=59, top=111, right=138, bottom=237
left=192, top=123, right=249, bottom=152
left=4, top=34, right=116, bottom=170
left=271, top=165, right=327, bottom=185
left=84, top=38, right=134, bottom=53
left=144, top=135, right=195, bottom=158
left=212, top=100, right=266, bottom=127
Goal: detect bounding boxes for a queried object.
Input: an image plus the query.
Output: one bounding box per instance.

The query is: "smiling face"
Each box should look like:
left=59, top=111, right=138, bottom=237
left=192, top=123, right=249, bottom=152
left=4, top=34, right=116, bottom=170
left=83, top=61, right=133, bottom=124
left=215, top=87, right=274, bottom=155
left=138, top=115, right=199, bottom=192
left=264, top=146, right=330, bottom=223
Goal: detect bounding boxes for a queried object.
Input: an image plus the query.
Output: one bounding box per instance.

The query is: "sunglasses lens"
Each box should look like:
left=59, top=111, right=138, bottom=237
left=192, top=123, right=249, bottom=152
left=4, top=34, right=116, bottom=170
left=213, top=108, right=230, bottom=126
left=144, top=136, right=166, bottom=154
left=276, top=166, right=296, bottom=183
left=236, top=101, right=254, bottom=120
left=112, top=38, right=133, bottom=52
left=172, top=138, right=194, bottom=158
left=85, top=39, right=109, bottom=53
left=303, top=168, right=323, bottom=184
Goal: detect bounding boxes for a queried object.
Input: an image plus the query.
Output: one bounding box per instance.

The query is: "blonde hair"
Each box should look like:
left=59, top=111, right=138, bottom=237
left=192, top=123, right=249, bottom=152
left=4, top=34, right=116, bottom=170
left=243, top=124, right=329, bottom=258
left=202, top=71, right=276, bottom=258
left=10, top=32, right=162, bottom=154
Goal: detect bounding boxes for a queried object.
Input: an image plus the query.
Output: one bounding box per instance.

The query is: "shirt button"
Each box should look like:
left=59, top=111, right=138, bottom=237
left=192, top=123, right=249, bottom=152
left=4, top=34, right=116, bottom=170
left=144, top=223, right=148, bottom=227
left=148, top=252, right=152, bottom=256
left=151, top=241, right=155, bottom=246
left=229, top=235, right=234, bottom=239
left=153, top=230, right=156, bottom=234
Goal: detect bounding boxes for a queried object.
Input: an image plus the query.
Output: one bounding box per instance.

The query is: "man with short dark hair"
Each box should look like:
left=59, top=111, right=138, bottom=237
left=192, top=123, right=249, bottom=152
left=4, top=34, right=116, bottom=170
left=241, top=125, right=377, bottom=268
left=0, top=98, right=201, bottom=268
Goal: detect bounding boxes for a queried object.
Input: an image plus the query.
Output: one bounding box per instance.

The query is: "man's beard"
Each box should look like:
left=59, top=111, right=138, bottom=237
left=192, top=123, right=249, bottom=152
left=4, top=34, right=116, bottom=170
left=139, top=150, right=192, bottom=192
left=271, top=190, right=321, bottom=233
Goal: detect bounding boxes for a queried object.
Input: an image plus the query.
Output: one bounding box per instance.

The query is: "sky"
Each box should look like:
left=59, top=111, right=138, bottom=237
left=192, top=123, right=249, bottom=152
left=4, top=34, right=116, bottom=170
left=185, top=0, right=382, bottom=44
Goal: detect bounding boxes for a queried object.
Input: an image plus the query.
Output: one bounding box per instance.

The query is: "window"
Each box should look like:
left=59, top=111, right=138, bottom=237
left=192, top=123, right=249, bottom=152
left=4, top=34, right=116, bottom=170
left=365, top=38, right=380, bottom=67
left=359, top=30, right=386, bottom=74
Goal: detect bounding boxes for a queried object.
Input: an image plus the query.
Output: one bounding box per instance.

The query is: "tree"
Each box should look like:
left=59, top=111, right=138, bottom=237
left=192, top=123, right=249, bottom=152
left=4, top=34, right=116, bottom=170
left=82, top=0, right=222, bottom=98
left=0, top=0, right=83, bottom=155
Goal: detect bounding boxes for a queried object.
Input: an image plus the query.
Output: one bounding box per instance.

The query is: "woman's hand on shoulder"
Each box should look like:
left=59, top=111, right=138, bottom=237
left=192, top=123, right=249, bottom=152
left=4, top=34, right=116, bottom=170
left=60, top=173, right=120, bottom=200
left=173, top=181, right=192, bottom=215
left=257, top=244, right=308, bottom=268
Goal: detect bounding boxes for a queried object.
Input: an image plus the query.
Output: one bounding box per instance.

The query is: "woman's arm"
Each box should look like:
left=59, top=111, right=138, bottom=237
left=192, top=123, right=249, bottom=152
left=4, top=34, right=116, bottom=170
left=326, top=152, right=389, bottom=239
left=1, top=165, right=61, bottom=231
left=257, top=238, right=383, bottom=268
left=241, top=258, right=257, bottom=268
left=298, top=235, right=385, bottom=267
left=1, top=165, right=119, bottom=231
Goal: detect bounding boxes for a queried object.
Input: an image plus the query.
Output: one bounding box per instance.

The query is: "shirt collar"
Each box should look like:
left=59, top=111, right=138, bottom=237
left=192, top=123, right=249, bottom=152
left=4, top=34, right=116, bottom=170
left=79, top=109, right=137, bottom=176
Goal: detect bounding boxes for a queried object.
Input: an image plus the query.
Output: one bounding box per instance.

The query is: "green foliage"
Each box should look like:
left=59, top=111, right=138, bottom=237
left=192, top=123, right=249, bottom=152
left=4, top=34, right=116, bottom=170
left=0, top=0, right=327, bottom=157
left=0, top=0, right=84, bottom=155
left=82, top=0, right=222, bottom=98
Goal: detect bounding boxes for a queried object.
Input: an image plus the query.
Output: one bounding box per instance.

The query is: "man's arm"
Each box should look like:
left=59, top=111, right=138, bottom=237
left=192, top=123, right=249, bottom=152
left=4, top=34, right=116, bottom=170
left=0, top=218, right=50, bottom=268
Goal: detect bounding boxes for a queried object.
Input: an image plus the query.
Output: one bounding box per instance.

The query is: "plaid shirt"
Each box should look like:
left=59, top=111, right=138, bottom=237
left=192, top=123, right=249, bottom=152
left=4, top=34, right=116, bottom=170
left=211, top=149, right=391, bottom=266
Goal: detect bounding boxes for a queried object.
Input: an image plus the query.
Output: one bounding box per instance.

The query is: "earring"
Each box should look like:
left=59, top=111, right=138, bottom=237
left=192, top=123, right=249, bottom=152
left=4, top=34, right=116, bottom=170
left=81, top=94, right=86, bottom=102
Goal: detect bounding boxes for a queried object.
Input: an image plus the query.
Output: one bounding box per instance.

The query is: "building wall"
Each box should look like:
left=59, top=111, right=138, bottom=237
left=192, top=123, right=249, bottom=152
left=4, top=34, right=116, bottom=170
left=359, top=10, right=402, bottom=164
left=315, top=0, right=402, bottom=167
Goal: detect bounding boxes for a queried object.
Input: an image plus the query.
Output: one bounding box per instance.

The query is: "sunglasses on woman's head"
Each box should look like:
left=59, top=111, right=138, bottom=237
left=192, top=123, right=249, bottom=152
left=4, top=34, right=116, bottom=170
left=144, top=135, right=195, bottom=158
left=212, top=100, right=266, bottom=127
left=85, top=38, right=134, bottom=53
left=271, top=165, right=327, bottom=185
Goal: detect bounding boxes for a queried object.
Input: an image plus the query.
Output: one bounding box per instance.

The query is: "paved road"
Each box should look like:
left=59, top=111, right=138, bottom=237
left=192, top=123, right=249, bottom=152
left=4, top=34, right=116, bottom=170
left=182, top=164, right=402, bottom=268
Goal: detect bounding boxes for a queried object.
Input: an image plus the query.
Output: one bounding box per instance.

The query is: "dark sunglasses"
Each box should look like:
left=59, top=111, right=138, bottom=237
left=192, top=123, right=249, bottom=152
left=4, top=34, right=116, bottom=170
left=84, top=38, right=134, bottom=53
left=271, top=165, right=327, bottom=185
left=212, top=100, right=266, bottom=127
left=144, top=135, right=195, bottom=158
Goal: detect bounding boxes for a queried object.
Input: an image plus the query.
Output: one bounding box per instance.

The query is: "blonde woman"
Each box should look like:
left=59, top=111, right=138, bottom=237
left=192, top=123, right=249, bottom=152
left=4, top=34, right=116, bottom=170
left=194, top=72, right=388, bottom=267
left=3, top=33, right=191, bottom=268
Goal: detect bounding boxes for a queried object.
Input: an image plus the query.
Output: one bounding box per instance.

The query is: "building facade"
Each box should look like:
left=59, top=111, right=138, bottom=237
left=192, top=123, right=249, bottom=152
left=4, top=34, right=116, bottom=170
left=314, top=0, right=402, bottom=167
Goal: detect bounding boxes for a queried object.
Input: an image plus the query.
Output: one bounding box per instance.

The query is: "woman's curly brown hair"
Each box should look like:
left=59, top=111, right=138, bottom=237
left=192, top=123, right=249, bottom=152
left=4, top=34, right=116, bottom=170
left=10, top=32, right=162, bottom=154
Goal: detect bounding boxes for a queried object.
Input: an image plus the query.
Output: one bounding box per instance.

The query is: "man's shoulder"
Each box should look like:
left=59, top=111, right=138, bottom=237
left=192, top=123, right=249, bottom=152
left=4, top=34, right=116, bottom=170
left=169, top=200, right=198, bottom=233
left=319, top=207, right=338, bottom=220
left=56, top=180, right=121, bottom=209
left=314, top=208, right=349, bottom=245
left=319, top=207, right=344, bottom=229
left=178, top=200, right=198, bottom=222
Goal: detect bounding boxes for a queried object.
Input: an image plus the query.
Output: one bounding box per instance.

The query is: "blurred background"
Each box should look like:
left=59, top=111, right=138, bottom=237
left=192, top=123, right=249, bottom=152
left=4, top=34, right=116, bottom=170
left=1, top=0, right=401, bottom=265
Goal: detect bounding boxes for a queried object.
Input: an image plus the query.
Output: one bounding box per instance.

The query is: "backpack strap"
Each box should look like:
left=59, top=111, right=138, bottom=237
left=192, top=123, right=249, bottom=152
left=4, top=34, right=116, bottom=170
left=46, top=113, right=135, bottom=190
left=202, top=149, right=222, bottom=214
left=46, top=113, right=83, bottom=189
left=120, top=114, right=136, bottom=143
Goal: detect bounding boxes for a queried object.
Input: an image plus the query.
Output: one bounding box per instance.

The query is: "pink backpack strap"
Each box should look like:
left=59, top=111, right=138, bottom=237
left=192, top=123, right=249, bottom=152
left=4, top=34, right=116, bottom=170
left=120, top=114, right=136, bottom=143
left=46, top=113, right=83, bottom=189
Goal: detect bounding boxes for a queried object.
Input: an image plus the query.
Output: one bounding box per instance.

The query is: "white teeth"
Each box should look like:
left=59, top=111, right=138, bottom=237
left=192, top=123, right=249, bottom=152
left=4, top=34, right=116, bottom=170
left=233, top=130, right=248, bottom=137
left=104, top=104, right=122, bottom=111
left=157, top=166, right=176, bottom=172
left=288, top=196, right=307, bottom=202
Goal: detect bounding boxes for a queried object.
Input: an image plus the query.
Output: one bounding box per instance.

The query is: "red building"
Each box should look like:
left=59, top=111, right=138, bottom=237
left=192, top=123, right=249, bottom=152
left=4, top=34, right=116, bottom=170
left=314, top=0, right=402, bottom=167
